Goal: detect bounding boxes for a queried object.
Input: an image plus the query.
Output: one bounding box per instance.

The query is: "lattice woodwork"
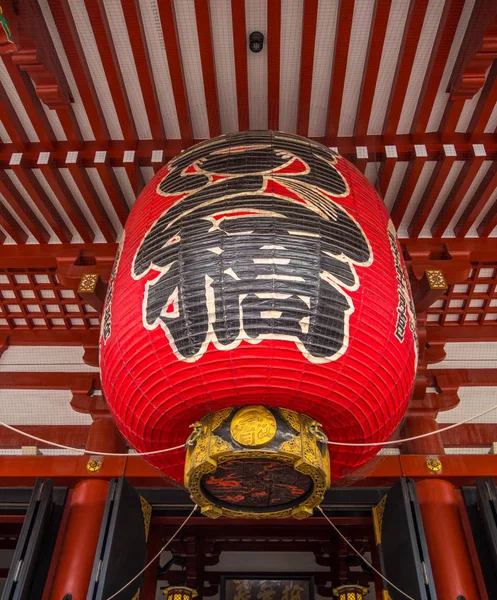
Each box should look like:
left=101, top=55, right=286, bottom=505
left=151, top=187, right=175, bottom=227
left=0, top=268, right=100, bottom=331
left=427, top=263, right=497, bottom=326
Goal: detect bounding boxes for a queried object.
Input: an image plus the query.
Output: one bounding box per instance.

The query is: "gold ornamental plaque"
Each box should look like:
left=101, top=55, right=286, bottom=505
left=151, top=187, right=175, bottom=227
left=230, top=405, right=277, bottom=448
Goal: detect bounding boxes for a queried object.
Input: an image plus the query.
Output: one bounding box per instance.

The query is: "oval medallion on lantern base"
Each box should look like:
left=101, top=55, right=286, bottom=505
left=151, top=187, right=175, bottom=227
left=184, top=406, right=330, bottom=519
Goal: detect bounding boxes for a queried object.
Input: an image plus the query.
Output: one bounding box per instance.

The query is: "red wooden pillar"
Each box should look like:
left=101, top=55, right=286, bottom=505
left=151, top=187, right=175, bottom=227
left=401, top=415, right=445, bottom=455
left=45, top=417, right=127, bottom=599
left=416, top=479, right=481, bottom=600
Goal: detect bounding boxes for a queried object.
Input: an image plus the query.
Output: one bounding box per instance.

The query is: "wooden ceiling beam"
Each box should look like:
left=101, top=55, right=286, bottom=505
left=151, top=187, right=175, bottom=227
left=390, top=145, right=427, bottom=228
left=0, top=79, right=30, bottom=149
left=354, top=0, right=392, bottom=142
left=195, top=0, right=221, bottom=139
left=231, top=0, right=249, bottom=132
left=267, top=0, right=281, bottom=131
left=0, top=203, right=27, bottom=244
left=0, top=171, right=49, bottom=243
left=409, top=145, right=457, bottom=237
left=297, top=0, right=319, bottom=138
left=157, top=0, right=193, bottom=146
left=382, top=0, right=429, bottom=141
left=85, top=0, right=137, bottom=142
left=476, top=192, right=497, bottom=237
left=48, top=0, right=110, bottom=142
left=93, top=153, right=130, bottom=228
left=121, top=0, right=165, bottom=142
left=0, top=372, right=100, bottom=391
left=454, top=161, right=497, bottom=237
left=38, top=160, right=94, bottom=243
left=431, top=145, right=486, bottom=237
left=10, top=161, right=72, bottom=243
left=411, top=0, right=465, bottom=142
left=0, top=425, right=90, bottom=450
left=325, top=0, right=355, bottom=145
left=468, top=60, right=497, bottom=142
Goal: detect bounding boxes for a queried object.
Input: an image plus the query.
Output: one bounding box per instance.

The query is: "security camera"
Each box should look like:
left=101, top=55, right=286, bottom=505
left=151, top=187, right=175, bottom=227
left=249, top=31, right=264, bottom=53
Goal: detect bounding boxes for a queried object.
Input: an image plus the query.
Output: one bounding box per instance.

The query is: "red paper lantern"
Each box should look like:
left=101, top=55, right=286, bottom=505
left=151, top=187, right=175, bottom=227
left=100, top=132, right=417, bottom=503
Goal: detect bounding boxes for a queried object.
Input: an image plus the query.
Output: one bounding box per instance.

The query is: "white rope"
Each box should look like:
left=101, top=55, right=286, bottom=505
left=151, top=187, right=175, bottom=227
left=318, top=506, right=415, bottom=600
left=106, top=504, right=198, bottom=600
left=0, top=420, right=185, bottom=457
left=326, top=401, right=497, bottom=447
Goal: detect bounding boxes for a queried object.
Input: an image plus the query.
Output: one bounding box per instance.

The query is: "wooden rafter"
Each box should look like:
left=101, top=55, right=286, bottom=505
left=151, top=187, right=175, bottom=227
left=231, top=0, right=249, bottom=132
left=297, top=0, right=319, bottom=138
left=454, top=161, right=497, bottom=236
left=267, top=0, right=281, bottom=131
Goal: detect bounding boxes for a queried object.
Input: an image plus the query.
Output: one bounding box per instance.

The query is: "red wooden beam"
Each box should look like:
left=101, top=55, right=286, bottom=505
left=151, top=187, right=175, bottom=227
left=0, top=243, right=117, bottom=268
left=468, top=60, right=497, bottom=142
left=48, top=0, right=110, bottom=142
left=121, top=0, right=165, bottom=142
left=0, top=170, right=49, bottom=243
left=382, top=0, right=429, bottom=141
left=85, top=0, right=137, bottom=141
left=439, top=98, right=466, bottom=142
left=66, top=162, right=116, bottom=242
left=231, top=0, right=249, bottom=132
left=0, top=203, right=27, bottom=244
left=157, top=0, right=193, bottom=146
left=354, top=0, right=392, bottom=141
left=442, top=423, right=497, bottom=447
left=195, top=0, right=221, bottom=139
left=94, top=155, right=130, bottom=227
left=409, top=145, right=457, bottom=237
left=0, top=372, right=100, bottom=390
left=2, top=329, right=100, bottom=346
left=431, top=146, right=486, bottom=237
left=454, top=161, right=497, bottom=237
left=378, top=146, right=397, bottom=197
left=0, top=80, right=30, bottom=149
left=411, top=0, right=465, bottom=142
left=267, top=0, right=281, bottom=131
left=325, top=0, right=355, bottom=145
left=390, top=145, right=427, bottom=227
left=38, top=161, right=93, bottom=243
left=427, top=324, right=497, bottom=342
left=429, top=368, right=497, bottom=388
left=10, top=163, right=72, bottom=243
left=297, top=0, right=319, bottom=137
left=1, top=56, right=56, bottom=148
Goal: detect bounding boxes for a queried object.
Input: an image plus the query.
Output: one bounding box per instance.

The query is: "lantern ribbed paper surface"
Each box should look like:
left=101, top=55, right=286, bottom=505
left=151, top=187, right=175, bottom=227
left=100, top=132, right=417, bottom=485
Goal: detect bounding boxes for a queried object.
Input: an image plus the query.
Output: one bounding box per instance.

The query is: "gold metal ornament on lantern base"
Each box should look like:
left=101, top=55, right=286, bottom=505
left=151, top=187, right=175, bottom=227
left=184, top=405, right=330, bottom=519
left=162, top=586, right=198, bottom=600
left=333, top=584, right=369, bottom=600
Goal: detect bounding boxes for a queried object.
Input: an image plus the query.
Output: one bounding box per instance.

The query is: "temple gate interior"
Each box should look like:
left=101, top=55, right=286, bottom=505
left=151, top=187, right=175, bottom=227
left=1, top=1, right=497, bottom=599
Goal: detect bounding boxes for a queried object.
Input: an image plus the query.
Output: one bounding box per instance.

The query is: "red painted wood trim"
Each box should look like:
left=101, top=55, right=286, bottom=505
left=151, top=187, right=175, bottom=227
left=0, top=425, right=89, bottom=449
left=378, top=155, right=396, bottom=197
left=121, top=0, right=166, bottom=142
left=0, top=79, right=30, bottom=148
left=431, top=154, right=485, bottom=237
left=408, top=153, right=456, bottom=237
left=48, top=0, right=110, bottom=142
left=195, top=0, right=221, bottom=138
left=157, top=0, right=193, bottom=146
left=0, top=203, right=27, bottom=244
left=390, top=153, right=427, bottom=227
left=38, top=163, right=93, bottom=243
left=382, top=0, right=429, bottom=140
left=354, top=0, right=392, bottom=141
left=55, top=108, right=83, bottom=145
left=267, top=0, right=281, bottom=131
left=468, top=60, right=497, bottom=141
left=411, top=0, right=465, bottom=141
left=0, top=372, right=100, bottom=390
left=123, top=161, right=145, bottom=197
left=0, top=170, right=49, bottom=243
left=2, top=56, right=56, bottom=147
left=477, top=199, right=497, bottom=237
left=439, top=98, right=465, bottom=142
left=10, top=164, right=72, bottom=243
left=325, top=0, right=355, bottom=145
left=231, top=0, right=249, bottom=131
left=454, top=162, right=497, bottom=236
left=297, top=0, right=319, bottom=137
left=94, top=163, right=130, bottom=227
left=85, top=0, right=137, bottom=141
left=67, top=164, right=116, bottom=242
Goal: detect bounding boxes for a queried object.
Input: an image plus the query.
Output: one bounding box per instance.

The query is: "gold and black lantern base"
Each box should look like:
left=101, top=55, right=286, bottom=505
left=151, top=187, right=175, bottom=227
left=184, top=405, right=330, bottom=519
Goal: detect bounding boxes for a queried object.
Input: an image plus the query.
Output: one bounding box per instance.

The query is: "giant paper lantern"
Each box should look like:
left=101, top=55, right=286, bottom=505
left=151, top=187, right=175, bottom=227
left=100, top=132, right=417, bottom=519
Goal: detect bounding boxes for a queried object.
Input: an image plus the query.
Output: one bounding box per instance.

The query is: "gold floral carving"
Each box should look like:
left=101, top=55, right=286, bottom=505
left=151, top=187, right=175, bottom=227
left=77, top=273, right=99, bottom=293
left=140, top=496, right=152, bottom=542
left=279, top=408, right=302, bottom=433
left=372, top=494, right=387, bottom=545
left=425, top=269, right=447, bottom=290
left=211, top=407, right=233, bottom=432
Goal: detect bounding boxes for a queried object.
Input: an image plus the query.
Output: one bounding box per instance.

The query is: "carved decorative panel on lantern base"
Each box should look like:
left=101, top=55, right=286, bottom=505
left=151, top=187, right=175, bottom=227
left=185, top=406, right=330, bottom=519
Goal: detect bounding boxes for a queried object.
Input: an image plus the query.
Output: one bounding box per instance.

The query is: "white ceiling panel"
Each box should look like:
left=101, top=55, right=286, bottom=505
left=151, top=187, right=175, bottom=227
left=308, top=0, right=338, bottom=138
left=0, top=60, right=38, bottom=142
left=210, top=0, right=239, bottom=133
left=383, top=161, right=409, bottom=212
left=279, top=0, right=304, bottom=133
left=338, top=0, right=375, bottom=137
left=86, top=168, right=123, bottom=238
left=0, top=346, right=99, bottom=372
left=173, top=0, right=210, bottom=139
left=398, top=161, right=437, bottom=235
left=0, top=389, right=92, bottom=425
left=437, top=387, right=497, bottom=424
left=246, top=0, right=268, bottom=130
